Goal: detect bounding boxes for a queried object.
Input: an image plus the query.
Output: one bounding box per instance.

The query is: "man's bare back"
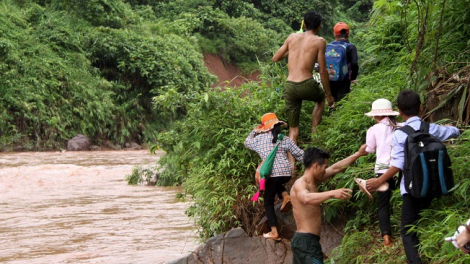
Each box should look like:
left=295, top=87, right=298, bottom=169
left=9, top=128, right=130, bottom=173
left=273, top=32, right=326, bottom=83
left=273, top=29, right=334, bottom=135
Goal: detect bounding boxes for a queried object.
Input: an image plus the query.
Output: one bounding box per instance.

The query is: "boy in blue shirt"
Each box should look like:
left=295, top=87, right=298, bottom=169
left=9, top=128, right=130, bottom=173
left=366, top=90, right=460, bottom=263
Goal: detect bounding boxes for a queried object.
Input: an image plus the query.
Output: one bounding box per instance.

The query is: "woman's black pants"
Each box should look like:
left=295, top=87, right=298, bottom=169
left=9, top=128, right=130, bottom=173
left=264, top=176, right=291, bottom=227
left=377, top=173, right=398, bottom=237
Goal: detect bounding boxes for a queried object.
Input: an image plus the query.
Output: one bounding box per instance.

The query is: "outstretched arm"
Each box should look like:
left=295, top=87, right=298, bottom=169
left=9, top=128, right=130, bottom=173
left=294, top=183, right=352, bottom=205
left=324, top=144, right=367, bottom=178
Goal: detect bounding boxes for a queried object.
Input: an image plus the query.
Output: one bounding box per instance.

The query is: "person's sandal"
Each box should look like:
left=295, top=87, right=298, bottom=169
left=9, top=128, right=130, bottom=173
left=263, top=232, right=281, bottom=241
left=354, top=178, right=373, bottom=199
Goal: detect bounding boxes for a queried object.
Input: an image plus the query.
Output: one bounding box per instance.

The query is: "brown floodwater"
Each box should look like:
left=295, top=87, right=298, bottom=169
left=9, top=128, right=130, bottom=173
left=0, top=150, right=198, bottom=264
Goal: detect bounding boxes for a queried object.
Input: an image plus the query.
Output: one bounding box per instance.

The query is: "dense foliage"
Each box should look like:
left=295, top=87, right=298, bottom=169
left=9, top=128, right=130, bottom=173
left=3, top=0, right=470, bottom=262
left=154, top=0, right=470, bottom=263
left=320, top=1, right=470, bottom=262
left=153, top=62, right=289, bottom=238
left=1, top=0, right=368, bottom=150
left=0, top=0, right=218, bottom=149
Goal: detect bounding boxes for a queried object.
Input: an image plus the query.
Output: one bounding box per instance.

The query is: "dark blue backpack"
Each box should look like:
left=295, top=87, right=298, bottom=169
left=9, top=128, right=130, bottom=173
left=399, top=122, right=454, bottom=198
left=325, top=41, right=351, bottom=81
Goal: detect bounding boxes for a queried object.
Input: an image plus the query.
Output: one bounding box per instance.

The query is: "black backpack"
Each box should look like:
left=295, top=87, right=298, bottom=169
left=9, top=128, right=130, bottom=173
left=399, top=122, right=454, bottom=198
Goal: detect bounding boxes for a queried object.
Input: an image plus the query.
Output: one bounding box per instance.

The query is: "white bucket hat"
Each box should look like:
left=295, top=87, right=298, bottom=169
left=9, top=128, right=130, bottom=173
left=364, top=98, right=399, bottom=117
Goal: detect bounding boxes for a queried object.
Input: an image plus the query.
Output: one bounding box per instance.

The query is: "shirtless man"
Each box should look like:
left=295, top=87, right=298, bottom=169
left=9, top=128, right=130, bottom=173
left=290, top=145, right=367, bottom=264
left=273, top=10, right=334, bottom=148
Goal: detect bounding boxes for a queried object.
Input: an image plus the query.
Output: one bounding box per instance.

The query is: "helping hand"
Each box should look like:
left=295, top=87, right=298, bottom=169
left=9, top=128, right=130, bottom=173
left=456, top=225, right=470, bottom=254
left=355, top=144, right=368, bottom=157
left=333, top=188, right=352, bottom=200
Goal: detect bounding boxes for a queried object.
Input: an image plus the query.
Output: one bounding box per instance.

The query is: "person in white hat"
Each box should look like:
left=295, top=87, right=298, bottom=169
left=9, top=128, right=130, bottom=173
left=356, top=98, right=402, bottom=246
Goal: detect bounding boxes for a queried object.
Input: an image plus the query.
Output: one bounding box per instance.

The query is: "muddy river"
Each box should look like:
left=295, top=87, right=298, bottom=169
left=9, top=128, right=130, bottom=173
left=0, top=150, right=198, bottom=264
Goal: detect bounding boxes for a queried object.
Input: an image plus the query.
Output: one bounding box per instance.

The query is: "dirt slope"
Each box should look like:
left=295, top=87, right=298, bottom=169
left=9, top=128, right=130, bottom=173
left=203, top=53, right=260, bottom=87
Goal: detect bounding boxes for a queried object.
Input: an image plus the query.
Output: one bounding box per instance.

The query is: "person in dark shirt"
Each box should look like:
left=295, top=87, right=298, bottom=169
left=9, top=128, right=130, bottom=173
left=329, top=22, right=359, bottom=103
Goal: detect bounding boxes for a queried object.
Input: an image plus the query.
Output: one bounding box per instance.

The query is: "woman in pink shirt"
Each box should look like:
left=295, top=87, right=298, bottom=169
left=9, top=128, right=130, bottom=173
left=364, top=98, right=401, bottom=246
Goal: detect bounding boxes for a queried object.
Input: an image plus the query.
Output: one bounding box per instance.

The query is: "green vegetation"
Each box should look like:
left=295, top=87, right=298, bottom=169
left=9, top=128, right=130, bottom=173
left=153, top=62, right=288, bottom=238
left=153, top=0, right=470, bottom=263
left=125, top=164, right=160, bottom=185
left=0, top=0, right=370, bottom=150
left=1, top=0, right=216, bottom=149
left=3, top=0, right=470, bottom=262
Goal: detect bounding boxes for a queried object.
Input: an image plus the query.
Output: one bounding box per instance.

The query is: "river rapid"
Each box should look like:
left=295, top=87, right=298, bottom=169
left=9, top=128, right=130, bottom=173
left=0, top=150, right=198, bottom=264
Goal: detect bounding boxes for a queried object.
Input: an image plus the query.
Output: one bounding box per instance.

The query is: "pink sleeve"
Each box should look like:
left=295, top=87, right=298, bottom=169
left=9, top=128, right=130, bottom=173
left=365, top=126, right=376, bottom=153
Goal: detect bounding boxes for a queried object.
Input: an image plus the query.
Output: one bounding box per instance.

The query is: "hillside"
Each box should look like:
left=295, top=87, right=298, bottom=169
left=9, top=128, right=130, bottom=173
left=203, top=53, right=260, bottom=87
left=2, top=0, right=470, bottom=262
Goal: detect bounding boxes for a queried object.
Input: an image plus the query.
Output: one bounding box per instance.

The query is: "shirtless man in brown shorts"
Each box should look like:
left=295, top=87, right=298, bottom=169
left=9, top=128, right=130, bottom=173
left=290, top=145, right=367, bottom=264
left=273, top=10, right=334, bottom=149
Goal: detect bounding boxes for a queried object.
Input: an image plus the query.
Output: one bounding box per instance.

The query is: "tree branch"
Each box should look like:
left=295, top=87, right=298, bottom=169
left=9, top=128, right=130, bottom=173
left=434, top=0, right=447, bottom=67
left=410, top=0, right=430, bottom=84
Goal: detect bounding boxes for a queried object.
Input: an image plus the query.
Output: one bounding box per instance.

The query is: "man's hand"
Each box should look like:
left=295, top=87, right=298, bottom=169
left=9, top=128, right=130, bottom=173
left=326, top=94, right=334, bottom=107
left=332, top=188, right=352, bottom=200
left=366, top=178, right=383, bottom=192
left=355, top=144, right=368, bottom=157
left=324, top=144, right=369, bottom=178
left=351, top=80, right=358, bottom=85
left=456, top=225, right=470, bottom=254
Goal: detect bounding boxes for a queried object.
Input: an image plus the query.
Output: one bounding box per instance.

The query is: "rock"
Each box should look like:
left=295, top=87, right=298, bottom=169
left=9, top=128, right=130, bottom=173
left=101, top=140, right=114, bottom=150
left=102, top=140, right=121, bottom=150
left=131, top=142, right=141, bottom=149
left=166, top=228, right=292, bottom=264
left=66, top=134, right=90, bottom=151
left=166, top=204, right=345, bottom=264
left=90, top=145, right=101, bottom=151
left=125, top=142, right=142, bottom=150
left=320, top=220, right=345, bottom=256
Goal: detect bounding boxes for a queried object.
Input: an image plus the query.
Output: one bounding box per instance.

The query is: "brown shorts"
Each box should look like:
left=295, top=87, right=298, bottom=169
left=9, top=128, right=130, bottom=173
left=283, top=78, right=325, bottom=127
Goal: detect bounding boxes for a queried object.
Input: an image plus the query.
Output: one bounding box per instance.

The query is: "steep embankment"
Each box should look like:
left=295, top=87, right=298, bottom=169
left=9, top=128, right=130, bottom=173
left=203, top=53, right=260, bottom=87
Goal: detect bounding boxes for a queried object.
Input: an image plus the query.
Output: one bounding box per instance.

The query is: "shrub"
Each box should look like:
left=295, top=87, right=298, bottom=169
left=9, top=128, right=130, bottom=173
left=154, top=61, right=289, bottom=238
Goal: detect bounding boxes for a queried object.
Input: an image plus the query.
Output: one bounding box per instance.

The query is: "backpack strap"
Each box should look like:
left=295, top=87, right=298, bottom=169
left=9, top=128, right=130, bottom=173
left=329, top=42, right=348, bottom=50
left=419, top=121, right=430, bottom=133
left=331, top=40, right=351, bottom=47
left=398, top=121, right=429, bottom=135
left=398, top=125, right=416, bottom=136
